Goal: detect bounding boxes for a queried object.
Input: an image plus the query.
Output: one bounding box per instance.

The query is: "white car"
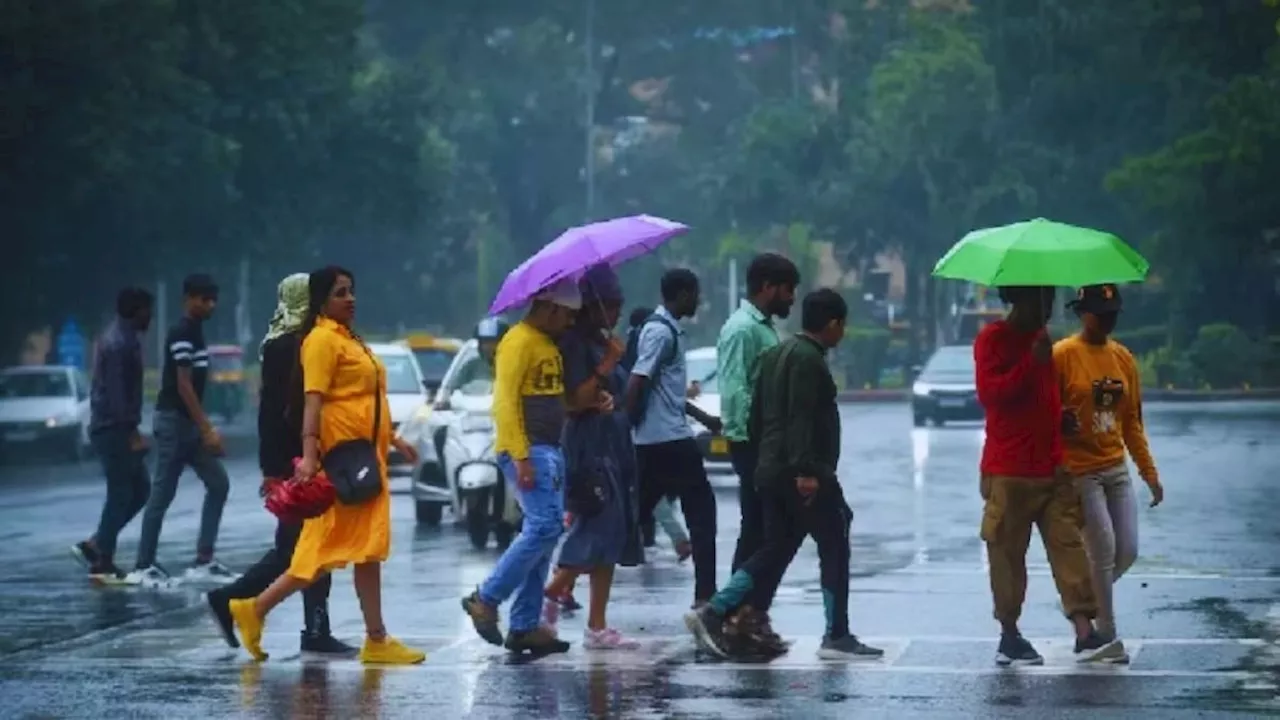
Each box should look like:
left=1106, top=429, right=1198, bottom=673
left=367, top=343, right=431, bottom=486
left=685, top=346, right=734, bottom=476
left=0, top=365, right=92, bottom=461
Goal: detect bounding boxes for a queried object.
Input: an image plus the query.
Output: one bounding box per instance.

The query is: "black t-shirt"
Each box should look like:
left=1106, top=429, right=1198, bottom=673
left=155, top=316, right=208, bottom=415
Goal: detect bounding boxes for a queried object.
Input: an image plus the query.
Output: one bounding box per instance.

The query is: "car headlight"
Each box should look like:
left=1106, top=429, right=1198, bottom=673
left=911, top=381, right=933, bottom=397
left=45, top=413, right=75, bottom=428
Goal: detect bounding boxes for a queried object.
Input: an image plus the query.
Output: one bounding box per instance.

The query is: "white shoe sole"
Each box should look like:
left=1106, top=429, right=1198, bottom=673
left=1076, top=638, right=1125, bottom=663
left=683, top=611, right=728, bottom=658
left=995, top=653, right=1045, bottom=667
left=816, top=649, right=884, bottom=661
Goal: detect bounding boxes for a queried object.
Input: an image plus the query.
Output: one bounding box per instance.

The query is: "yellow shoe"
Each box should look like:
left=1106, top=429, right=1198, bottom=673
left=228, top=598, right=268, bottom=662
left=360, top=635, right=426, bottom=665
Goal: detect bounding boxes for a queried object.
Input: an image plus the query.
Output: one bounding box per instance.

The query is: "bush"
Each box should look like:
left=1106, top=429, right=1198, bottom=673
left=842, top=326, right=891, bottom=389
left=1185, top=323, right=1266, bottom=389
left=1137, top=345, right=1197, bottom=389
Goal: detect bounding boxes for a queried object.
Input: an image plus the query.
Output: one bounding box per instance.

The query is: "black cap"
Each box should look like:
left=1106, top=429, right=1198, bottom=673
left=1069, top=284, right=1122, bottom=314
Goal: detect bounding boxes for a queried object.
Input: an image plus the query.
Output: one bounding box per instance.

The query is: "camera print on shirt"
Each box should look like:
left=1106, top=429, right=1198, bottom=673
left=1090, top=376, right=1125, bottom=435
left=530, top=356, right=564, bottom=394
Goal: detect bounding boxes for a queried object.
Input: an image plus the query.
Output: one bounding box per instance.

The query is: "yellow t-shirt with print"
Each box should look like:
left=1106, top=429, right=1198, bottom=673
left=1053, top=335, right=1157, bottom=481
left=492, top=320, right=566, bottom=460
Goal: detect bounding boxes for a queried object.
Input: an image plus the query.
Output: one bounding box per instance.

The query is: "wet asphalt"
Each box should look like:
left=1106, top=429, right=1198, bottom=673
left=0, top=402, right=1276, bottom=719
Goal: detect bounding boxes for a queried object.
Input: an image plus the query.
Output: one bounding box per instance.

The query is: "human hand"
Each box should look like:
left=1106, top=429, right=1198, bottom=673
left=686, top=380, right=701, bottom=399
left=705, top=416, right=723, bottom=435
left=201, top=426, right=224, bottom=456
left=514, top=458, right=535, bottom=490
left=1146, top=477, right=1164, bottom=507
left=129, top=431, right=149, bottom=452
left=596, top=391, right=615, bottom=413
left=295, top=455, right=319, bottom=482
left=795, top=476, right=819, bottom=503
left=393, top=436, right=419, bottom=465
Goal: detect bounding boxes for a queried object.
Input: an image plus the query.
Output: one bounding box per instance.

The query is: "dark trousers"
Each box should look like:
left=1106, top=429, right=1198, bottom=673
left=636, top=438, right=718, bottom=602
left=90, top=427, right=152, bottom=561
left=729, top=441, right=763, bottom=573
left=215, top=520, right=333, bottom=634
left=732, top=481, right=853, bottom=638
left=136, top=411, right=230, bottom=567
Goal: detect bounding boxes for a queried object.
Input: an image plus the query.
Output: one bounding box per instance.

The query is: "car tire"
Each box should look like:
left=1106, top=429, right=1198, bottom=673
left=415, top=500, right=442, bottom=526
left=494, top=522, right=515, bottom=550
left=67, top=426, right=88, bottom=463
left=931, top=416, right=946, bottom=428
left=912, top=413, right=927, bottom=428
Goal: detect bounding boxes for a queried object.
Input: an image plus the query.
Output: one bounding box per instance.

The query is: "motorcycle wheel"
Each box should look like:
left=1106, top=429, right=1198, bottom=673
left=494, top=522, right=515, bottom=550
left=466, top=491, right=492, bottom=550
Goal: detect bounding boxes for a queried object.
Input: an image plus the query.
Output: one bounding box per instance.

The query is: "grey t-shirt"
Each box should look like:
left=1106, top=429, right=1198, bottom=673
left=630, top=306, right=692, bottom=446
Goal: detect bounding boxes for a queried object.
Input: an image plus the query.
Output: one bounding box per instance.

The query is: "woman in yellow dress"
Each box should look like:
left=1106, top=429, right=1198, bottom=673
left=228, top=266, right=425, bottom=665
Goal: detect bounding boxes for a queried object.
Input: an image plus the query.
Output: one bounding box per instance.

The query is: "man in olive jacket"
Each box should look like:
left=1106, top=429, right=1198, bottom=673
left=684, top=289, right=884, bottom=661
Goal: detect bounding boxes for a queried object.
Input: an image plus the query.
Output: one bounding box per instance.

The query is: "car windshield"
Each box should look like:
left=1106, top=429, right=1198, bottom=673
left=412, top=348, right=456, bottom=383
left=451, top=355, right=494, bottom=396
left=686, top=356, right=717, bottom=394
left=0, top=370, right=72, bottom=399
left=922, top=347, right=974, bottom=377
left=376, top=353, right=422, bottom=394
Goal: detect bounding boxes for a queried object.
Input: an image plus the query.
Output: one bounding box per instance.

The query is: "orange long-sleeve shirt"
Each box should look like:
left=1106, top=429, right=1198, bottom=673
left=1053, top=335, right=1157, bottom=482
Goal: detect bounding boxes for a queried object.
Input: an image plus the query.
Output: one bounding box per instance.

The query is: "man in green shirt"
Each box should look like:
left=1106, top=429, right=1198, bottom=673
left=686, top=289, right=884, bottom=662
left=716, top=254, right=799, bottom=574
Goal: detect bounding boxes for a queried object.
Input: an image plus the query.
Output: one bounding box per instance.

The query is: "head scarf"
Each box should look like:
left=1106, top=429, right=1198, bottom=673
left=259, top=273, right=310, bottom=359
left=580, top=263, right=624, bottom=305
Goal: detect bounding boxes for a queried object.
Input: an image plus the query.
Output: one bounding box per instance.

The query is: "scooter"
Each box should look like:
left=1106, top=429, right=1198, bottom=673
left=443, top=411, right=522, bottom=550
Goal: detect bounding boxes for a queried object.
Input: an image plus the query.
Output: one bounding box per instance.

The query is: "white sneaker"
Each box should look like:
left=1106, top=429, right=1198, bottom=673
left=184, top=560, right=239, bottom=584
left=583, top=628, right=640, bottom=650
left=126, top=565, right=178, bottom=589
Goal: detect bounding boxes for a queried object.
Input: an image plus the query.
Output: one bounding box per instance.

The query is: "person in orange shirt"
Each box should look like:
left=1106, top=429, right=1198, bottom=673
left=1054, top=284, right=1166, bottom=662
left=226, top=266, right=425, bottom=665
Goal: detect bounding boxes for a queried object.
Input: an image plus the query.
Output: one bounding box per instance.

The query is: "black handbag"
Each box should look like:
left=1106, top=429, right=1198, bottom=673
left=322, top=345, right=384, bottom=505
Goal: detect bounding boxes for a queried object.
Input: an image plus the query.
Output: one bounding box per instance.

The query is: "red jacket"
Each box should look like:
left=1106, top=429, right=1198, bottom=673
left=974, top=320, right=1062, bottom=478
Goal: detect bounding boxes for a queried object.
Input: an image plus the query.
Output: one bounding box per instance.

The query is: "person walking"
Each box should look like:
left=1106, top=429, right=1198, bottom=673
left=130, top=274, right=235, bottom=587
left=540, top=264, right=645, bottom=649
left=975, top=285, right=1119, bottom=666
left=1055, top=284, right=1164, bottom=663
left=717, top=253, right=799, bottom=574
left=625, top=268, right=722, bottom=608
left=225, top=266, right=425, bottom=665
left=205, top=273, right=355, bottom=657
left=461, top=279, right=580, bottom=657
left=71, top=288, right=155, bottom=583
left=685, top=289, right=884, bottom=661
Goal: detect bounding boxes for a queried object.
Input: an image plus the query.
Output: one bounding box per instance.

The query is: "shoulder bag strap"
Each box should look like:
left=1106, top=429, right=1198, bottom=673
left=356, top=343, right=382, bottom=443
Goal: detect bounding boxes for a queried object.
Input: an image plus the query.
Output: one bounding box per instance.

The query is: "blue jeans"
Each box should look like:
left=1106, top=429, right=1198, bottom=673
left=479, top=445, right=565, bottom=632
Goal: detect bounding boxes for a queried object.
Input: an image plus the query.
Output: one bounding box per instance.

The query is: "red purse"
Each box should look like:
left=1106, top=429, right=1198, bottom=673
left=263, top=458, right=336, bottom=523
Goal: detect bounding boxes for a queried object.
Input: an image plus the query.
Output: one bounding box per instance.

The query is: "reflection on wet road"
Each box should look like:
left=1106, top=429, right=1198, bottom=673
left=0, top=402, right=1277, bottom=717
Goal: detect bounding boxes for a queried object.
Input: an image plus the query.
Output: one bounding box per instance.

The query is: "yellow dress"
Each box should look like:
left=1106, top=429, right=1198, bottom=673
left=287, top=316, right=392, bottom=581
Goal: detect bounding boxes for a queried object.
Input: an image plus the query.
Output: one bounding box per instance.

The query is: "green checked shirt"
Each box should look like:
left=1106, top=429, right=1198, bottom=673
left=716, top=299, right=780, bottom=442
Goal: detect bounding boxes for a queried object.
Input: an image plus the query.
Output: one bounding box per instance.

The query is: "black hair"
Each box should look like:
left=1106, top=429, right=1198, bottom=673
left=660, top=268, right=699, bottom=302
left=997, top=286, right=1051, bottom=306
left=746, top=253, right=800, bottom=295
left=801, top=288, right=848, bottom=333
left=628, top=306, right=652, bottom=328
left=116, top=287, right=154, bottom=319
left=301, top=265, right=356, bottom=336
left=182, top=273, right=218, bottom=299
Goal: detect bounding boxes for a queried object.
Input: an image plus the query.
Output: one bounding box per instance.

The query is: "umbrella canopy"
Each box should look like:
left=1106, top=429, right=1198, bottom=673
left=932, top=218, right=1149, bottom=287
left=488, top=214, right=688, bottom=315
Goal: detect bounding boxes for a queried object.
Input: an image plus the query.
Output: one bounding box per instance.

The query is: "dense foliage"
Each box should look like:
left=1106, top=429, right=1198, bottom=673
left=6, top=0, right=1278, bottom=373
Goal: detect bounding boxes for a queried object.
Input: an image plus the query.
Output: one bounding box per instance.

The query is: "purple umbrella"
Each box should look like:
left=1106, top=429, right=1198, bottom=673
left=488, top=214, right=689, bottom=315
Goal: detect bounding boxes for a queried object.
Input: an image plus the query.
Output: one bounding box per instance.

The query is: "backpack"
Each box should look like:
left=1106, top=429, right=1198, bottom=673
left=626, top=313, right=680, bottom=427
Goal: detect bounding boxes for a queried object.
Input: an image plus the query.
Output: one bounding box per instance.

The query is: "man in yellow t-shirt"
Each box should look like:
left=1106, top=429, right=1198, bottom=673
left=462, top=279, right=579, bottom=657
left=1054, top=283, right=1166, bottom=662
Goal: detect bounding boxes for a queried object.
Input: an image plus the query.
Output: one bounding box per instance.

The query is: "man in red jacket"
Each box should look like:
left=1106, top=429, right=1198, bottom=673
left=975, top=285, right=1120, bottom=666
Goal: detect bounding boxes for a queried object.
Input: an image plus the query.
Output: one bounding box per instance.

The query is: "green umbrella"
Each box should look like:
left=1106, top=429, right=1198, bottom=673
left=932, top=218, right=1149, bottom=287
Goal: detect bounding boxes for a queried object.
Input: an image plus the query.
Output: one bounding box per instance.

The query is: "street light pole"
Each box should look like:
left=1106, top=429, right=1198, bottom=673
left=584, top=0, right=596, bottom=220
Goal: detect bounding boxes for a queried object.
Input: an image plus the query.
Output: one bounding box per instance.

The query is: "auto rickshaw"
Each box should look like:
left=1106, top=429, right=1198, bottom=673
left=398, top=333, right=462, bottom=399
left=206, top=344, right=246, bottom=422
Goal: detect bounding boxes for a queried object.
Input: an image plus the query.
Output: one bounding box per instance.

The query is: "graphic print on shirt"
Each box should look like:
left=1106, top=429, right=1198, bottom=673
left=1090, top=376, right=1125, bottom=435
left=529, top=356, right=564, bottom=394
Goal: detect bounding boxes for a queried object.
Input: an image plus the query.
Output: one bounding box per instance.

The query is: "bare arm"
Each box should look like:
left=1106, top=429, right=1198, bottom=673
left=176, top=366, right=213, bottom=433
left=300, top=392, right=323, bottom=465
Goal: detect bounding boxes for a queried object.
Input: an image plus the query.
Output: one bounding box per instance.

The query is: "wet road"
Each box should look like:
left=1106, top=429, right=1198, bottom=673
left=0, top=402, right=1277, bottom=718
